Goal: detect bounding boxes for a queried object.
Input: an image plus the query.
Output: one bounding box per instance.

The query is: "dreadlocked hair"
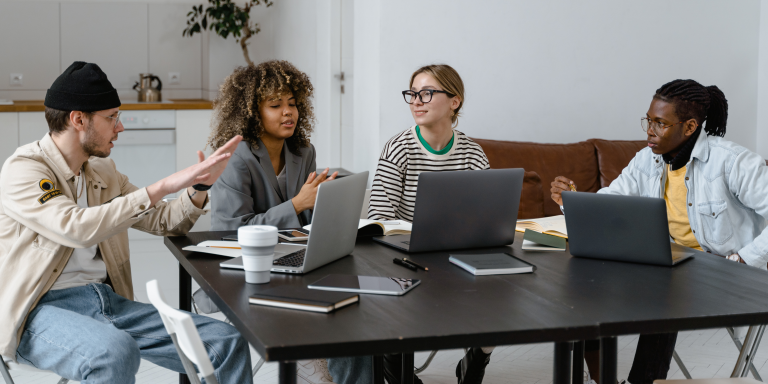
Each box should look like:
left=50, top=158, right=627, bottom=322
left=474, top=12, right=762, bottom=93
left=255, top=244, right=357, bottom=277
left=653, top=79, right=728, bottom=137
left=208, top=60, right=315, bottom=155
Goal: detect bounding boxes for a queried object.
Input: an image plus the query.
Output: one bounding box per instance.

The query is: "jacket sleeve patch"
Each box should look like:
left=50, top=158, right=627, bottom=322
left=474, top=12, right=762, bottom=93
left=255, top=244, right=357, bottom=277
left=39, top=179, right=55, bottom=191
left=38, top=189, right=63, bottom=204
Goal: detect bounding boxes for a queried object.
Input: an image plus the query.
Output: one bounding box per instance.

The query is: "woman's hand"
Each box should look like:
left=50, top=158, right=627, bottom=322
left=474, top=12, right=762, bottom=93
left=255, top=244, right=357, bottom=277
left=291, top=168, right=338, bottom=214
left=550, top=176, right=576, bottom=206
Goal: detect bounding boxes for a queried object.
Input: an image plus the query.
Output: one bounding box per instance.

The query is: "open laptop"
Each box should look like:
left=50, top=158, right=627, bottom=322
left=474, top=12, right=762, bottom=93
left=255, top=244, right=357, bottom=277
left=562, top=191, right=695, bottom=266
left=221, top=171, right=368, bottom=274
left=373, top=169, right=524, bottom=253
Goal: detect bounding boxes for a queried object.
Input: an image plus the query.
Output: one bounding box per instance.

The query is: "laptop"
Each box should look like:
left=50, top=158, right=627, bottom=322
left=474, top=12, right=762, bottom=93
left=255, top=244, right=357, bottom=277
left=220, top=171, right=369, bottom=274
left=373, top=169, right=524, bottom=253
left=562, top=192, right=695, bottom=266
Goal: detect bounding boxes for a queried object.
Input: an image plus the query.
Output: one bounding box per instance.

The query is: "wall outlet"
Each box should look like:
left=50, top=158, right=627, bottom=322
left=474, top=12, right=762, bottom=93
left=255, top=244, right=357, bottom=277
left=168, top=72, right=180, bottom=85
left=9, top=73, right=22, bottom=86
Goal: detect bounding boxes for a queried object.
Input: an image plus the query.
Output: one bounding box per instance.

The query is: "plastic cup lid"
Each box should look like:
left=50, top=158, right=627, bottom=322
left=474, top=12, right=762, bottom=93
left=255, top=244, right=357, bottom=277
left=238, top=225, right=278, bottom=246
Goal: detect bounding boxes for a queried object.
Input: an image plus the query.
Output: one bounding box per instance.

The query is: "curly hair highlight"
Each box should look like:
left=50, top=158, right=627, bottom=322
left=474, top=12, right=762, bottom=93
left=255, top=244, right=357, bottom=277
left=208, top=60, right=315, bottom=155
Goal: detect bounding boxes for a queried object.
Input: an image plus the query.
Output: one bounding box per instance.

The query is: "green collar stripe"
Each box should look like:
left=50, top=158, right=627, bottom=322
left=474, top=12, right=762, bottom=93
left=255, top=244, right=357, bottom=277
left=415, top=126, right=454, bottom=155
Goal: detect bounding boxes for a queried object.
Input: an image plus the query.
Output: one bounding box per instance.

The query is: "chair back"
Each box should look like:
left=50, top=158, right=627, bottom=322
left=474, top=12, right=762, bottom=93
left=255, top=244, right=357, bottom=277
left=146, top=280, right=217, bottom=384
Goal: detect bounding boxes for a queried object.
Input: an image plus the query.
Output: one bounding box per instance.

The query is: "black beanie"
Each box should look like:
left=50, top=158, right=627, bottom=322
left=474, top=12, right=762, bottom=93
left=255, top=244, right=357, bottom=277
left=44, top=61, right=121, bottom=112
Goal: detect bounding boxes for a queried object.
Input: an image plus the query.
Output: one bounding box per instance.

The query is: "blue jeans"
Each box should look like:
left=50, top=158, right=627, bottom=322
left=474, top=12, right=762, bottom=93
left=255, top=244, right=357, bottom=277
left=328, top=356, right=372, bottom=384
left=15, top=283, right=252, bottom=384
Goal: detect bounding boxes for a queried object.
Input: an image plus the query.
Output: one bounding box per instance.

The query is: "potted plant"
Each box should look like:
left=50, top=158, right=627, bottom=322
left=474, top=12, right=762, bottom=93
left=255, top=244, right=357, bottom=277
left=183, top=0, right=274, bottom=66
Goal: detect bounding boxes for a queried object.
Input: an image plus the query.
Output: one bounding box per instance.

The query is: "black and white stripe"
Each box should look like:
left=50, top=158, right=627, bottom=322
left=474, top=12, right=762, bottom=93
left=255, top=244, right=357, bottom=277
left=367, top=126, right=490, bottom=221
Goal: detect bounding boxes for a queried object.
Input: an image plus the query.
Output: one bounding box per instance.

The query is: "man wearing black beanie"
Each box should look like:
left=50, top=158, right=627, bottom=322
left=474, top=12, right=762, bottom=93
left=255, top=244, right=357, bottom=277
left=0, top=61, right=252, bottom=383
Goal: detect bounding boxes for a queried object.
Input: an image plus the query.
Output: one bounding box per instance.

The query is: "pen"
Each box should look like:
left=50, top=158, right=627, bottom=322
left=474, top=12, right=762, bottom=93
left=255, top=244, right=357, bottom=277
left=569, top=182, right=577, bottom=192
left=403, top=258, right=428, bottom=271
left=393, top=258, right=418, bottom=271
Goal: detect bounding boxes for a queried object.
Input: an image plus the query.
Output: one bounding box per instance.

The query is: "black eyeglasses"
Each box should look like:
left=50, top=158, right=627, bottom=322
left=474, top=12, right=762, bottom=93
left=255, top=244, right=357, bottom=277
left=402, top=89, right=454, bottom=104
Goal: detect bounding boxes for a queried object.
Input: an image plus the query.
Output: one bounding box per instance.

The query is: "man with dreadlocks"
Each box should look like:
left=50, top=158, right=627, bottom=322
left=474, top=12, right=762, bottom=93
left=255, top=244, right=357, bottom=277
left=551, top=79, right=768, bottom=384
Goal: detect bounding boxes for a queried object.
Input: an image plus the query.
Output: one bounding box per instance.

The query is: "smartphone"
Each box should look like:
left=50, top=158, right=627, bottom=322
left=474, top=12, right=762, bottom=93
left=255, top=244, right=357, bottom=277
left=278, top=228, right=310, bottom=242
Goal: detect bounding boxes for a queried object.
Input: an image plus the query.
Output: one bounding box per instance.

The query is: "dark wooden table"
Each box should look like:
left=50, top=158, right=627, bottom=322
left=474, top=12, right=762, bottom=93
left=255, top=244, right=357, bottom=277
left=165, top=231, right=768, bottom=384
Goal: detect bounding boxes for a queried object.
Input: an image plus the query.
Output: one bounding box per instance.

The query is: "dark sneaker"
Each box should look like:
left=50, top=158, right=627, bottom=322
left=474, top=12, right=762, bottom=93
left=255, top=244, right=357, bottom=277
left=455, top=347, right=491, bottom=384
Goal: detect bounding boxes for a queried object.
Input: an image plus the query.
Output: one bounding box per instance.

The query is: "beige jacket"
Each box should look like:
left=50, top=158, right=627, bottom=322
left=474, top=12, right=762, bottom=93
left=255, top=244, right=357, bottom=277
left=0, top=134, right=205, bottom=360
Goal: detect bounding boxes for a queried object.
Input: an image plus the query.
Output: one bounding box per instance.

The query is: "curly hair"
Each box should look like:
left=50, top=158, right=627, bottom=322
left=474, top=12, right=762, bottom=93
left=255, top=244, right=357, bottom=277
left=208, top=60, right=315, bottom=155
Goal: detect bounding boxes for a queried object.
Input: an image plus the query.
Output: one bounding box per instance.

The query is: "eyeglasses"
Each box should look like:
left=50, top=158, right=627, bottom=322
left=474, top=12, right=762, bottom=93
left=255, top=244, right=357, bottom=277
left=402, top=89, right=454, bottom=104
left=640, top=117, right=684, bottom=136
left=92, top=112, right=122, bottom=129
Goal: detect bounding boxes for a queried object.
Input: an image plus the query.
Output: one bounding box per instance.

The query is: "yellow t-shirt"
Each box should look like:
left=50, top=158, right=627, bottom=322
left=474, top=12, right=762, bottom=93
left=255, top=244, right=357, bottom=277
left=664, top=164, right=703, bottom=251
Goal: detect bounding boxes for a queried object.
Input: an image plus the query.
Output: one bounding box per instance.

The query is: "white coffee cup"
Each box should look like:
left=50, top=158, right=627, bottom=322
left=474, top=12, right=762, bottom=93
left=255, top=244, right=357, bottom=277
left=238, top=225, right=278, bottom=284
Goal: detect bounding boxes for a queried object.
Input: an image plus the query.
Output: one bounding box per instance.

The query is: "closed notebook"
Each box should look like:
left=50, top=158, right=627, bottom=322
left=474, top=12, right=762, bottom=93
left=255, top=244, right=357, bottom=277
left=522, top=229, right=567, bottom=251
left=449, top=253, right=536, bottom=276
left=249, top=286, right=359, bottom=313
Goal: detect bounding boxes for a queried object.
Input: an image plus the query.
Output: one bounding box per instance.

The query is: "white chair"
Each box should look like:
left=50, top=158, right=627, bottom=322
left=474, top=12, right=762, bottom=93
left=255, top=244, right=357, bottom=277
left=1, top=358, right=68, bottom=384
left=147, top=280, right=219, bottom=384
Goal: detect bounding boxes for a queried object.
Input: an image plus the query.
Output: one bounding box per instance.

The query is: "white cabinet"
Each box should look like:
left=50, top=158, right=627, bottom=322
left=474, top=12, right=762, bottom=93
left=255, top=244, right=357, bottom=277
left=175, top=110, right=213, bottom=172
left=19, top=112, right=48, bottom=146
left=0, top=113, right=19, bottom=170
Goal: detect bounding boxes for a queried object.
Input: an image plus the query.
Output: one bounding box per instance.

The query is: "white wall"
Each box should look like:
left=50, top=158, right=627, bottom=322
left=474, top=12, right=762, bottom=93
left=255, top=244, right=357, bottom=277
left=758, top=0, right=768, bottom=160
left=350, top=0, right=763, bottom=175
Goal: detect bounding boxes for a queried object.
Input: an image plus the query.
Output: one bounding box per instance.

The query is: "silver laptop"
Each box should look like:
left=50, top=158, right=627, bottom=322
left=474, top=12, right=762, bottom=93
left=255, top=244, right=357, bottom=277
left=562, top=192, right=695, bottom=266
left=373, top=169, right=524, bottom=253
left=220, top=171, right=368, bottom=274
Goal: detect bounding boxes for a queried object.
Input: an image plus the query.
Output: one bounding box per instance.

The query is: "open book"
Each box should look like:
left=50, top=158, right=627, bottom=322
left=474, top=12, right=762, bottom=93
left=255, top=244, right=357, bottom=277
left=304, top=219, right=412, bottom=236
left=516, top=215, right=568, bottom=239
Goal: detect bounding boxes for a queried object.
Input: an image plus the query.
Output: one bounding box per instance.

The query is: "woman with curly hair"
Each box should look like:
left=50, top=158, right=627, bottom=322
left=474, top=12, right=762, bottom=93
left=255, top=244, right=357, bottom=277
left=208, top=61, right=372, bottom=384
left=209, top=60, right=337, bottom=230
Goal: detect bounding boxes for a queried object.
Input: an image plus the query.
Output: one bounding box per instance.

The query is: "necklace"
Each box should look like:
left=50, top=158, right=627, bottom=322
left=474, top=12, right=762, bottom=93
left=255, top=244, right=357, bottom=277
left=75, top=168, right=85, bottom=200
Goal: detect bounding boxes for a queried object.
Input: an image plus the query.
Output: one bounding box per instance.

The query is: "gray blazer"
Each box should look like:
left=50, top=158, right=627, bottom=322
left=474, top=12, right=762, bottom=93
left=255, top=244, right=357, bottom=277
left=211, top=139, right=316, bottom=230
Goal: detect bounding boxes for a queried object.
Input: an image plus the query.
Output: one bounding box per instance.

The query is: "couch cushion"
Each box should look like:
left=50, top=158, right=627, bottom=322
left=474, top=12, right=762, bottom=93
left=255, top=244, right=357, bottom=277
left=588, top=139, right=647, bottom=188
left=473, top=138, right=600, bottom=217
left=519, top=171, right=544, bottom=219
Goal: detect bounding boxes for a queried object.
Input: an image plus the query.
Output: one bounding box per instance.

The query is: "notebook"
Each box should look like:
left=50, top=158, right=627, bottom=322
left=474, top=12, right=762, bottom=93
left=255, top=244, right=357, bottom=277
left=516, top=215, right=568, bottom=239
left=304, top=219, right=412, bottom=236
left=249, top=286, right=359, bottom=313
left=522, top=229, right=567, bottom=251
left=449, top=253, right=536, bottom=276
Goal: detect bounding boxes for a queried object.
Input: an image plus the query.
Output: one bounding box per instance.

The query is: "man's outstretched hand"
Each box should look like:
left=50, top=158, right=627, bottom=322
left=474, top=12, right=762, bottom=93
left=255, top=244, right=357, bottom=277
left=147, top=135, right=243, bottom=208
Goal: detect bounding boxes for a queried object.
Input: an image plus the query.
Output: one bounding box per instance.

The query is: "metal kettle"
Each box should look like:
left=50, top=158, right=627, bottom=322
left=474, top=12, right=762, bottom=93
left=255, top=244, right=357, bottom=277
left=133, top=74, right=163, bottom=102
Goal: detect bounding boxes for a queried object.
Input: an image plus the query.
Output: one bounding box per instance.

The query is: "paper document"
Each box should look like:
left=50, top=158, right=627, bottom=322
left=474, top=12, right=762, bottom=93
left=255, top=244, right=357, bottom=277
left=182, top=245, right=241, bottom=258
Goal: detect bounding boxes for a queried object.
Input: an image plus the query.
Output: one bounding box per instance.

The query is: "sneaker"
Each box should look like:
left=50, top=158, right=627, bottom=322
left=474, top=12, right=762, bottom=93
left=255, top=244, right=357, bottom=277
left=297, top=359, right=336, bottom=384
left=455, top=347, right=492, bottom=384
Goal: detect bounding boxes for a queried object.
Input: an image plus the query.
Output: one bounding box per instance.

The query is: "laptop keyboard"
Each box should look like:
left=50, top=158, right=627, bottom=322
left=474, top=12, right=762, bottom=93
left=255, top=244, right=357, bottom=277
left=273, top=249, right=306, bottom=267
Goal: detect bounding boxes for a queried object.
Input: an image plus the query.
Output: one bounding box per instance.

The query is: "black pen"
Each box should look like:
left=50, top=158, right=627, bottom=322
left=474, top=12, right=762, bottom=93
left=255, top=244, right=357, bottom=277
left=403, top=258, right=428, bottom=271
left=393, top=258, right=417, bottom=271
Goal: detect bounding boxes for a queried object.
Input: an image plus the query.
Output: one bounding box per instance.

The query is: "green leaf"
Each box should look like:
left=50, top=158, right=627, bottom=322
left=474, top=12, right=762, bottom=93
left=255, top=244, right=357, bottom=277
left=202, top=16, right=207, bottom=29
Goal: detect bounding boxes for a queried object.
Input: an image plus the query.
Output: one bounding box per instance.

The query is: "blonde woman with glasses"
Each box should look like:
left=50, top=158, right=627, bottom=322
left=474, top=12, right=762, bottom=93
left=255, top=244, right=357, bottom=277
left=368, top=64, right=492, bottom=384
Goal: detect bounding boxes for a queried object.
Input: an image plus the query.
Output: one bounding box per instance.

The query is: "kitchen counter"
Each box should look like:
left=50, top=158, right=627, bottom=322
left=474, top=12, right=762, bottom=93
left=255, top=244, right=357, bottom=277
left=0, top=99, right=212, bottom=112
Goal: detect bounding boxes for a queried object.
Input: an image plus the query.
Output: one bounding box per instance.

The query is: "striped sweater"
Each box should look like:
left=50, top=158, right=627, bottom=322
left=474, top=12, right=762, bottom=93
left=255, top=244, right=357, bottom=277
left=367, top=126, right=490, bottom=221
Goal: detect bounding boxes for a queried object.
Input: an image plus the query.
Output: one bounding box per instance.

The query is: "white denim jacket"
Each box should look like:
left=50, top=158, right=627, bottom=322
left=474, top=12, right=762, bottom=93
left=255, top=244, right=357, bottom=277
left=597, top=130, right=768, bottom=267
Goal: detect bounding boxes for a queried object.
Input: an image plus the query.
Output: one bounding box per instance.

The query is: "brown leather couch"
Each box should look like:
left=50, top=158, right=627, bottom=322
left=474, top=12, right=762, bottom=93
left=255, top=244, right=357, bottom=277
left=475, top=138, right=768, bottom=219
left=473, top=138, right=647, bottom=219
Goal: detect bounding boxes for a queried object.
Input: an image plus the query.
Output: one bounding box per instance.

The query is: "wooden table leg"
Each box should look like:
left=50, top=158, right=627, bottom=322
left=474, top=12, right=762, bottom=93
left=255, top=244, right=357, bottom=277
left=554, top=341, right=572, bottom=384
left=179, top=264, right=192, bottom=384
left=600, top=337, right=617, bottom=384
left=401, top=353, right=414, bottom=384
left=279, top=361, right=297, bottom=384
left=573, top=341, right=585, bottom=384
left=373, top=355, right=384, bottom=384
